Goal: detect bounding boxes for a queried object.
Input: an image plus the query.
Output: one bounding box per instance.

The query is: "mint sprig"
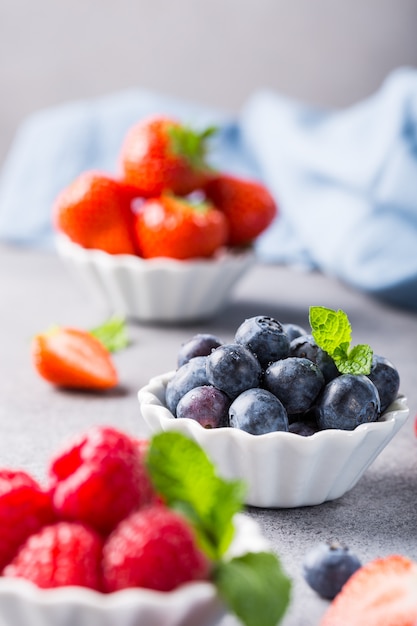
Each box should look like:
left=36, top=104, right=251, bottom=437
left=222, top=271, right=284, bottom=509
left=146, top=431, right=245, bottom=559
left=214, top=553, right=291, bottom=626
left=146, top=431, right=291, bottom=626
left=309, top=306, right=373, bottom=375
left=90, top=315, right=129, bottom=353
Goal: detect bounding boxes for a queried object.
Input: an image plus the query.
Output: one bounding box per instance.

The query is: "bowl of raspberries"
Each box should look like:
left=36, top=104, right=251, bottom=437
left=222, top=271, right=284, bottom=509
left=138, top=307, right=409, bottom=508
left=53, top=115, right=277, bottom=322
left=0, top=425, right=292, bottom=626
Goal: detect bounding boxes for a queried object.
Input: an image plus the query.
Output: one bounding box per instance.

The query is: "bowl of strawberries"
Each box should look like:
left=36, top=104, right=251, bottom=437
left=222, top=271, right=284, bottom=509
left=0, top=425, right=291, bottom=626
left=53, top=115, right=277, bottom=323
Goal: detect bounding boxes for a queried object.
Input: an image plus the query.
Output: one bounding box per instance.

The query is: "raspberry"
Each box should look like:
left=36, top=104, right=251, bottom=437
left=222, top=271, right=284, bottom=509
left=48, top=426, right=154, bottom=535
left=3, top=521, right=103, bottom=590
left=0, top=469, right=54, bottom=571
left=102, top=504, right=211, bottom=592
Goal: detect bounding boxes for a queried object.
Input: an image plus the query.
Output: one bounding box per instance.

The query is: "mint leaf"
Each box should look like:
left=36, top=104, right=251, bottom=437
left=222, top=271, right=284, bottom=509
left=337, top=343, right=374, bottom=375
left=309, top=306, right=373, bottom=375
left=146, top=431, right=245, bottom=559
left=214, top=552, right=291, bottom=626
left=90, top=315, right=129, bottom=352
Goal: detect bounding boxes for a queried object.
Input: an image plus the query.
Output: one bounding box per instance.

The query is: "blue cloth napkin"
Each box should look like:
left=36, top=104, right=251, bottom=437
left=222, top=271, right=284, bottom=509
left=1, top=68, right=416, bottom=311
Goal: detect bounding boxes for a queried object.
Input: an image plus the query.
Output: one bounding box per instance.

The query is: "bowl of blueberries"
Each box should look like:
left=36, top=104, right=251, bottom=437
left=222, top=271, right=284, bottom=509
left=138, top=308, right=409, bottom=508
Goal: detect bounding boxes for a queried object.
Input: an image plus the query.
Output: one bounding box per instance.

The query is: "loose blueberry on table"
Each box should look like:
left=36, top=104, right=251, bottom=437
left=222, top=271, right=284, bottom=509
left=303, top=541, right=362, bottom=599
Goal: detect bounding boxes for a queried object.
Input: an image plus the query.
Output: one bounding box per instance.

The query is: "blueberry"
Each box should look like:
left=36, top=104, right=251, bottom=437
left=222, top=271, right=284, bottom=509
left=234, top=316, right=290, bottom=368
left=165, top=356, right=210, bottom=416
left=367, top=354, right=400, bottom=413
left=177, top=333, right=224, bottom=367
left=229, top=388, right=288, bottom=435
left=264, top=357, right=325, bottom=414
left=315, top=374, right=381, bottom=430
left=176, top=385, right=230, bottom=428
left=282, top=323, right=308, bottom=342
left=303, top=541, right=362, bottom=599
left=206, top=343, right=262, bottom=400
left=288, top=421, right=319, bottom=436
left=290, top=334, right=339, bottom=383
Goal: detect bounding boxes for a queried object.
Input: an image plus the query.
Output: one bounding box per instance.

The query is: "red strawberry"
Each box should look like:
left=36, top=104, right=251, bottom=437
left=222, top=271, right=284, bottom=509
left=205, top=173, right=277, bottom=246
left=3, top=522, right=103, bottom=590
left=52, top=170, right=138, bottom=254
left=119, top=115, right=215, bottom=197
left=48, top=426, right=155, bottom=535
left=32, top=327, right=118, bottom=391
left=134, top=194, right=228, bottom=260
left=102, top=504, right=210, bottom=592
left=320, top=555, right=417, bottom=626
left=0, top=470, right=54, bottom=571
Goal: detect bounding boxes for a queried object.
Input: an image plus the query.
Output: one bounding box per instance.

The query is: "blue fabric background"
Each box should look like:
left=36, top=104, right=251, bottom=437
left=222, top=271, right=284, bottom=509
left=0, top=67, right=416, bottom=311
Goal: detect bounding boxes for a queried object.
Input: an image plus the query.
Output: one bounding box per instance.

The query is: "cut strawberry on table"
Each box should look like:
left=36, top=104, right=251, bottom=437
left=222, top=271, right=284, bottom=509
left=119, top=114, right=215, bottom=197
left=134, top=193, right=228, bottom=260
left=31, top=326, right=118, bottom=390
left=205, top=173, right=278, bottom=246
left=320, top=554, right=417, bottom=626
left=52, top=170, right=138, bottom=255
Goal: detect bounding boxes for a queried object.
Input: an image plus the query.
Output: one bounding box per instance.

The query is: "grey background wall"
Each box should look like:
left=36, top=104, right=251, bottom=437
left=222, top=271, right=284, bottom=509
left=1, top=0, right=417, bottom=165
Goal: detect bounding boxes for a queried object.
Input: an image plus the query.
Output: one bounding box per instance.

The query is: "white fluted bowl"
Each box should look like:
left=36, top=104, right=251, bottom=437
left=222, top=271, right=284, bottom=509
left=0, top=514, right=267, bottom=626
left=56, top=236, right=254, bottom=323
left=138, top=371, right=409, bottom=508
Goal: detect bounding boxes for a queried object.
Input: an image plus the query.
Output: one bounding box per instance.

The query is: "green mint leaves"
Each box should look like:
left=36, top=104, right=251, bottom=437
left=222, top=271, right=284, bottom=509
left=146, top=431, right=291, bottom=626
left=90, top=315, right=129, bottom=353
left=146, top=431, right=245, bottom=560
left=309, top=306, right=373, bottom=375
left=215, top=553, right=291, bottom=626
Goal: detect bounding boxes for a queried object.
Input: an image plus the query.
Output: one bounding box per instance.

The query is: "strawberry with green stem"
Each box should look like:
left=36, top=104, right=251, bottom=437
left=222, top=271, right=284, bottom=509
left=119, top=115, right=216, bottom=197
left=32, top=316, right=127, bottom=391
left=134, top=193, right=228, bottom=260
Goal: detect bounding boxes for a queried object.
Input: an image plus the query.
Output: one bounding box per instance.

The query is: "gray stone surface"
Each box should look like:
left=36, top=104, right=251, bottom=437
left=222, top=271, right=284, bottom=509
left=1, top=243, right=416, bottom=625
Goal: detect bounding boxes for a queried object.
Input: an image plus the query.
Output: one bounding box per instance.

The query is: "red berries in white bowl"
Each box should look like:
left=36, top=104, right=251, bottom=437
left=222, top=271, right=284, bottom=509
left=53, top=115, right=276, bottom=322
left=0, top=426, right=291, bottom=626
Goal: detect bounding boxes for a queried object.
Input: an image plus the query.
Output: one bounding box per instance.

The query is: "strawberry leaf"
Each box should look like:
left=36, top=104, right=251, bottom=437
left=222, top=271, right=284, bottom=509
left=167, top=124, right=216, bottom=169
left=90, top=315, right=129, bottom=353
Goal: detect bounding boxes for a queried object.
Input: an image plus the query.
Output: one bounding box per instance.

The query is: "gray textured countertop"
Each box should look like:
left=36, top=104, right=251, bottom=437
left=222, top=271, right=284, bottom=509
left=1, top=243, right=416, bottom=625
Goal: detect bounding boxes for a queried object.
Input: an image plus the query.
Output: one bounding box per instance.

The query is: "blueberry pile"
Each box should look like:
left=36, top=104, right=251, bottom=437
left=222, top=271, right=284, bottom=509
left=165, top=316, right=400, bottom=435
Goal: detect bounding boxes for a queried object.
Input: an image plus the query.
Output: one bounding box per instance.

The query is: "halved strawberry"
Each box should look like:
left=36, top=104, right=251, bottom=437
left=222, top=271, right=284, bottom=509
left=133, top=194, right=228, bottom=260
left=32, top=327, right=118, bottom=390
left=52, top=171, right=138, bottom=255
left=205, top=173, right=277, bottom=246
left=119, top=115, right=215, bottom=197
left=320, top=554, right=417, bottom=626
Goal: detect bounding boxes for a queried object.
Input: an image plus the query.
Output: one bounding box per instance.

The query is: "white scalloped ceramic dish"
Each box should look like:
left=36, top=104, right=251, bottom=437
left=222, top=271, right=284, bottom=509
left=0, top=514, right=267, bottom=626
left=56, top=235, right=254, bottom=323
left=138, top=371, right=409, bottom=508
